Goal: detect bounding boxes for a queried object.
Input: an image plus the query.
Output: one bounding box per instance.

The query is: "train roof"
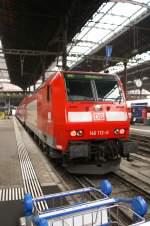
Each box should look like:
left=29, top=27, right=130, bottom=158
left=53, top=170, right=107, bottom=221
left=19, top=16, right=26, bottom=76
left=36, top=70, right=119, bottom=90
left=18, top=70, right=120, bottom=104
left=62, top=70, right=117, bottom=76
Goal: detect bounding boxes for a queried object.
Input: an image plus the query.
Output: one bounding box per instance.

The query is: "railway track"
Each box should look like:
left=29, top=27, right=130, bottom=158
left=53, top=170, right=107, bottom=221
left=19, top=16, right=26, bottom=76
left=72, top=173, right=150, bottom=201
left=71, top=175, right=143, bottom=224
left=41, top=143, right=150, bottom=223
left=30, top=127, right=150, bottom=207
left=17, top=118, right=150, bottom=220
left=130, top=134, right=150, bottom=154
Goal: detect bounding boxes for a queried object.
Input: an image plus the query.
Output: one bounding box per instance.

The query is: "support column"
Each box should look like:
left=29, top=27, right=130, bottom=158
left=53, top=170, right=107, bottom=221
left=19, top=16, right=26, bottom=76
left=20, top=56, right=25, bottom=77
left=62, top=29, right=67, bottom=70
left=62, top=16, right=68, bottom=70
left=42, top=60, right=45, bottom=83
left=123, top=61, right=127, bottom=97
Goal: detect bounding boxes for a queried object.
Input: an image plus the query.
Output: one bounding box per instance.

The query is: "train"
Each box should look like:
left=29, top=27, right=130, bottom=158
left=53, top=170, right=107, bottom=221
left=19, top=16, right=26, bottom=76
left=16, top=71, right=136, bottom=174
left=127, top=99, right=150, bottom=124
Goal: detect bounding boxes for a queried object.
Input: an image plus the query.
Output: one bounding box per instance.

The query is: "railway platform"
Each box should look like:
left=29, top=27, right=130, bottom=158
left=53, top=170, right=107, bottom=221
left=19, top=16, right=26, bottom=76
left=130, top=124, right=150, bottom=137
left=0, top=117, right=64, bottom=226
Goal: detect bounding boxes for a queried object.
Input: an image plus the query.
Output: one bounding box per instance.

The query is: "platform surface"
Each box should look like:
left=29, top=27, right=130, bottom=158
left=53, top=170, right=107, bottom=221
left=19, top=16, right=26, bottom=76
left=0, top=117, right=64, bottom=226
left=130, top=124, right=150, bottom=137
left=0, top=119, right=22, bottom=186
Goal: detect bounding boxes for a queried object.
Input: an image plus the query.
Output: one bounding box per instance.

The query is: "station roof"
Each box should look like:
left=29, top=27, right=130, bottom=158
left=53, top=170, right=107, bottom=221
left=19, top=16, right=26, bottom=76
left=70, top=1, right=150, bottom=72
left=0, top=0, right=150, bottom=92
left=66, top=0, right=150, bottom=94
left=0, top=0, right=107, bottom=89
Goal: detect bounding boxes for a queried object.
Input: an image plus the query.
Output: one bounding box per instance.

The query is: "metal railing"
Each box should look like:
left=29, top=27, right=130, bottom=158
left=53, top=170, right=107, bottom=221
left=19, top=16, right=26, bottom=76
left=47, top=204, right=145, bottom=226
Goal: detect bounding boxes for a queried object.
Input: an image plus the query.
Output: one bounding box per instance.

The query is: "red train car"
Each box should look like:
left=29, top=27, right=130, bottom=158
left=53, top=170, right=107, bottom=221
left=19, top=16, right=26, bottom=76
left=17, top=71, right=136, bottom=174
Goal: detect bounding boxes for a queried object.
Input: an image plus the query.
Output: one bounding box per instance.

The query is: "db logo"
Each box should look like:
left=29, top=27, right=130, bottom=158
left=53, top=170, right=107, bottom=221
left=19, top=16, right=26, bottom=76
left=93, top=112, right=105, bottom=121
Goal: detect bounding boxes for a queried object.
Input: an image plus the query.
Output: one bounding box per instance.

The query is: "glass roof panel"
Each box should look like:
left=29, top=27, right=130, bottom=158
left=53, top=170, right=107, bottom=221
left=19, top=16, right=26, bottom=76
left=100, top=14, right=126, bottom=25
left=84, top=28, right=110, bottom=43
left=48, top=1, right=150, bottom=72
left=96, top=22, right=118, bottom=30
left=129, top=7, right=146, bottom=22
left=91, top=11, right=105, bottom=22
left=0, top=40, right=9, bottom=83
left=74, top=27, right=90, bottom=40
left=99, top=2, right=115, bottom=13
left=70, top=45, right=89, bottom=54
left=74, top=41, right=93, bottom=48
left=111, top=3, right=141, bottom=17
left=87, top=21, right=96, bottom=27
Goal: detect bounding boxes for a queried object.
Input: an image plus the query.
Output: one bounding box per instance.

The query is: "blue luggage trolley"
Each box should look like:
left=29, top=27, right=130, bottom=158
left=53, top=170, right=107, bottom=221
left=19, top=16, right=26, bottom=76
left=20, top=180, right=149, bottom=226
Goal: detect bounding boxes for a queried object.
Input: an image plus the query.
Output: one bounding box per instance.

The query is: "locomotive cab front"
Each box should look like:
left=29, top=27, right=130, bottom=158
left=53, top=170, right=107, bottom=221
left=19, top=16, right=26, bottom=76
left=17, top=70, right=137, bottom=174
left=58, top=72, right=137, bottom=174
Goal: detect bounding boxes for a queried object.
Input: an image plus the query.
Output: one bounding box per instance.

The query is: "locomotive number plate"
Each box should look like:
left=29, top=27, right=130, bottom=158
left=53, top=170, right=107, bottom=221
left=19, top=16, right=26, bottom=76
left=89, top=130, right=109, bottom=136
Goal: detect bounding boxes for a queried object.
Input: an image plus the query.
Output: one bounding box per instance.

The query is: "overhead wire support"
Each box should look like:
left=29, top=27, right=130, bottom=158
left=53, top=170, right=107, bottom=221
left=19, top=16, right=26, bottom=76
left=0, top=48, right=131, bottom=63
left=0, top=48, right=59, bottom=56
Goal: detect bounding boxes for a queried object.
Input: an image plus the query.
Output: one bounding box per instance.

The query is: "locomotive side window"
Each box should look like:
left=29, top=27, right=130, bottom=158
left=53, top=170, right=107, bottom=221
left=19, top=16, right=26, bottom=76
left=47, top=85, right=50, bottom=102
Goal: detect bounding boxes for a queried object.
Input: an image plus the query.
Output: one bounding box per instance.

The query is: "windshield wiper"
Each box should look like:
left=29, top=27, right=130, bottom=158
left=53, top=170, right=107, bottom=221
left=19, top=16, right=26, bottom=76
left=102, top=97, right=122, bottom=103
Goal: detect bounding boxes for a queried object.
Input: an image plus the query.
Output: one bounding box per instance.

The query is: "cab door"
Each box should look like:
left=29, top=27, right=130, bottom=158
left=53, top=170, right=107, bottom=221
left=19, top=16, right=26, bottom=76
left=45, top=84, right=53, bottom=137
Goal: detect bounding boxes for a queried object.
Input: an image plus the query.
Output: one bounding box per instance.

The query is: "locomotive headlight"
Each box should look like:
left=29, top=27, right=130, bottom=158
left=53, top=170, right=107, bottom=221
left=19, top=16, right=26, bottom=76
left=114, top=128, right=125, bottom=135
left=119, top=129, right=125, bottom=134
left=70, top=130, right=84, bottom=137
left=76, top=130, right=84, bottom=136
left=114, top=128, right=119, bottom=134
left=70, top=130, right=77, bottom=137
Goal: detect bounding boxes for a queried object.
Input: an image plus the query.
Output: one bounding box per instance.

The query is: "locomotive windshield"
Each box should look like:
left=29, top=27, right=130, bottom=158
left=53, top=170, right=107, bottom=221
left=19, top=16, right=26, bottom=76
left=64, top=74, right=124, bottom=102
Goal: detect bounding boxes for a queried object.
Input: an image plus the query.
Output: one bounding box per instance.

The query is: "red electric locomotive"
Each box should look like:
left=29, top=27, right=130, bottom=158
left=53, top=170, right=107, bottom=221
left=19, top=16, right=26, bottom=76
left=17, top=71, right=136, bottom=174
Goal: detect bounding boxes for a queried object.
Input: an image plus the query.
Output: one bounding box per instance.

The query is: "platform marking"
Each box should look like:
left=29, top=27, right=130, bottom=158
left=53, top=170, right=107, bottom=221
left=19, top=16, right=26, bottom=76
left=13, top=118, right=48, bottom=210
left=0, top=187, right=24, bottom=201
